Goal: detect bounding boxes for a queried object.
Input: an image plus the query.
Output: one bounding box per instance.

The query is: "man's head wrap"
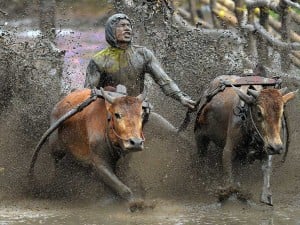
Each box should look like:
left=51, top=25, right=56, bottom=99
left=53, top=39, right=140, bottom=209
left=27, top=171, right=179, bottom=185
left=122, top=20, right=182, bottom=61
left=105, top=13, right=132, bottom=48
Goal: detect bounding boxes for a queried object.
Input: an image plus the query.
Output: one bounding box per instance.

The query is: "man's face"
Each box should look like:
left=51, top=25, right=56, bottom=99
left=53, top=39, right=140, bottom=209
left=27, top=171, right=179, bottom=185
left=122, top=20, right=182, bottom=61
left=115, top=19, right=132, bottom=43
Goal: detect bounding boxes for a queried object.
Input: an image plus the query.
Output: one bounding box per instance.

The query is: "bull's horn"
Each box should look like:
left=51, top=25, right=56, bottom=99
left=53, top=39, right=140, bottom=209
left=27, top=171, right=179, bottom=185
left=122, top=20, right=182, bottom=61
left=247, top=89, right=259, bottom=98
left=282, top=89, right=298, bottom=104
left=137, top=85, right=148, bottom=101
left=100, top=87, right=115, bottom=104
left=279, top=87, right=288, bottom=95
left=231, top=85, right=255, bottom=104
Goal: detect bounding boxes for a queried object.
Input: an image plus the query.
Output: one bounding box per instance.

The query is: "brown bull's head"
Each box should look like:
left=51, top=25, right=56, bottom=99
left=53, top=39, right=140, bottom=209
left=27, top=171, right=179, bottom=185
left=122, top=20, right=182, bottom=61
left=233, top=86, right=298, bottom=155
left=101, top=88, right=147, bottom=153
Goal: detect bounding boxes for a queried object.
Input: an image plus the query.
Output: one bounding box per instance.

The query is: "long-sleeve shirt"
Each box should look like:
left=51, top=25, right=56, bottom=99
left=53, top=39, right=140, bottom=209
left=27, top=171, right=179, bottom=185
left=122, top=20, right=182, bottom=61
left=84, top=45, right=184, bottom=100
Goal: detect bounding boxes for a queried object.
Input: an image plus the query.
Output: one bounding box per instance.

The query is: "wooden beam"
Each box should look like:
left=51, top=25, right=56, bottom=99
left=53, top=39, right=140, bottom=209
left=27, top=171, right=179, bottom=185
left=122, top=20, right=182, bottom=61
left=268, top=17, right=300, bottom=43
left=254, top=21, right=300, bottom=50
left=283, top=0, right=300, bottom=10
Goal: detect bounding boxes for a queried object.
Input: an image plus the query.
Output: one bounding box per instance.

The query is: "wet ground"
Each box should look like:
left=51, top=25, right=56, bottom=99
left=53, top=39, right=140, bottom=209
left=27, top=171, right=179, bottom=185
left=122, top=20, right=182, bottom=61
left=1, top=195, right=300, bottom=225
left=1, top=18, right=300, bottom=225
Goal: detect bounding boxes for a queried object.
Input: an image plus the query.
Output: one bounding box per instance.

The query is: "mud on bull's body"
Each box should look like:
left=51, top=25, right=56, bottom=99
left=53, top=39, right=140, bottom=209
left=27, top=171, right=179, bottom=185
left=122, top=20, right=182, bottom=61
left=194, top=75, right=297, bottom=205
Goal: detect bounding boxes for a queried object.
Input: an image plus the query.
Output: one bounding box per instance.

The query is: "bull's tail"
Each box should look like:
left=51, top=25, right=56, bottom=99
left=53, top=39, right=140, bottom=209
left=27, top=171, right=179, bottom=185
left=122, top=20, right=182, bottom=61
left=28, top=95, right=97, bottom=182
left=28, top=115, right=66, bottom=180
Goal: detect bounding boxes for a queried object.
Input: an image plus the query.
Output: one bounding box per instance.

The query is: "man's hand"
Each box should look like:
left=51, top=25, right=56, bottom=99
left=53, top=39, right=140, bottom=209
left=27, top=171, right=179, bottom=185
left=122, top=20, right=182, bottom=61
left=180, top=95, right=196, bottom=110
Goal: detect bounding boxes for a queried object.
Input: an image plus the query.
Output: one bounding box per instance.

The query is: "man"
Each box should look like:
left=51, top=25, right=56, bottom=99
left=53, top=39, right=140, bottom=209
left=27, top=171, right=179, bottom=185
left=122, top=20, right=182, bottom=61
left=85, top=13, right=196, bottom=120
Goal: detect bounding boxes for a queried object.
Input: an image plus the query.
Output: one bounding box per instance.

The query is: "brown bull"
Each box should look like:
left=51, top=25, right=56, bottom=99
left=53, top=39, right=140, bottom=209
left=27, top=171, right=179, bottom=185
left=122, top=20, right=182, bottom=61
left=29, top=87, right=146, bottom=211
left=194, top=75, right=297, bottom=205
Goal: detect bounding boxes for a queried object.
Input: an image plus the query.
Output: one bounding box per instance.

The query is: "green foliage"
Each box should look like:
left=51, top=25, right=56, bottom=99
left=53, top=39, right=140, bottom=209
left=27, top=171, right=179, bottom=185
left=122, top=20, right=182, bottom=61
left=269, top=9, right=279, bottom=20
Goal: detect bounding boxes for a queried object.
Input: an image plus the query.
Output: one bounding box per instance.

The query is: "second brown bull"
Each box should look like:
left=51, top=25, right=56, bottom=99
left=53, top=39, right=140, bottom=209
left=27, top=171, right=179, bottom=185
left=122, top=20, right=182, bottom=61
left=194, top=75, right=297, bottom=205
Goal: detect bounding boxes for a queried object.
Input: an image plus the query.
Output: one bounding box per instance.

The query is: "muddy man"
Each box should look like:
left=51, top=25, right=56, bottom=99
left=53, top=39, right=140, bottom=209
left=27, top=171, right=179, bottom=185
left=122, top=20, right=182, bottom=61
left=84, top=13, right=196, bottom=122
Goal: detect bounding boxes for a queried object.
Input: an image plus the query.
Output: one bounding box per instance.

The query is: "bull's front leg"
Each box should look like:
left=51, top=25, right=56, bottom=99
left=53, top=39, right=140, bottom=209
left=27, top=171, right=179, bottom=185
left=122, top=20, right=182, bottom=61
left=223, top=139, right=234, bottom=187
left=90, top=154, right=144, bottom=211
left=91, top=156, right=133, bottom=200
left=222, top=118, right=241, bottom=188
left=261, top=155, right=273, bottom=206
left=218, top=131, right=249, bottom=202
left=217, top=139, right=236, bottom=202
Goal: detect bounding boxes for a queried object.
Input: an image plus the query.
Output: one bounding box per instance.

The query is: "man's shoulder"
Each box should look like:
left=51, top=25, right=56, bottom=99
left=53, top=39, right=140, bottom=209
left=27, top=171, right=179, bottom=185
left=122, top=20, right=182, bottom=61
left=132, top=44, right=146, bottom=49
left=132, top=45, right=150, bottom=50
left=132, top=45, right=153, bottom=55
left=92, top=47, right=112, bottom=59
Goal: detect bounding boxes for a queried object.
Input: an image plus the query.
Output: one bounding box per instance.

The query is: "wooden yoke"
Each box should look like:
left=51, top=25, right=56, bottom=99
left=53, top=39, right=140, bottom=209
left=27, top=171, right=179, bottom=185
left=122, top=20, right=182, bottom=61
left=221, top=75, right=282, bottom=88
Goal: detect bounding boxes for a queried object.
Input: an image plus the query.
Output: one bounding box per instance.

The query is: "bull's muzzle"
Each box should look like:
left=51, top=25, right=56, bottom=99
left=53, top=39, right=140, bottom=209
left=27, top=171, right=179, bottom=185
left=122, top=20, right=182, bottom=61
left=123, top=137, right=144, bottom=152
left=266, top=143, right=283, bottom=155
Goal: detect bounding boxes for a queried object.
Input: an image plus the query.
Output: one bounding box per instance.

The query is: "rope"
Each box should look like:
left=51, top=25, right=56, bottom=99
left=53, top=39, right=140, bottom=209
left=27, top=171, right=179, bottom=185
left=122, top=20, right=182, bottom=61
left=178, top=83, right=225, bottom=133
left=249, top=106, right=265, bottom=144
left=281, top=112, right=290, bottom=163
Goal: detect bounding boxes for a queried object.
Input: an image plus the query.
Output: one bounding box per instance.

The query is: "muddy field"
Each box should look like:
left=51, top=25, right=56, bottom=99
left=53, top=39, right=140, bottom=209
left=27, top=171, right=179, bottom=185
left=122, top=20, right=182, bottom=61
left=1, top=12, right=300, bottom=225
left=0, top=102, right=300, bottom=225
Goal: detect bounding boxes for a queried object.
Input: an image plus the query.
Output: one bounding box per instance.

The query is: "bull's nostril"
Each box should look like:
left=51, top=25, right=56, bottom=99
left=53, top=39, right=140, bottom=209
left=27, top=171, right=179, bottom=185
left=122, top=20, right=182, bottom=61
left=129, top=138, right=143, bottom=147
left=267, top=144, right=283, bottom=154
left=277, top=146, right=283, bottom=153
left=129, top=139, right=135, bottom=146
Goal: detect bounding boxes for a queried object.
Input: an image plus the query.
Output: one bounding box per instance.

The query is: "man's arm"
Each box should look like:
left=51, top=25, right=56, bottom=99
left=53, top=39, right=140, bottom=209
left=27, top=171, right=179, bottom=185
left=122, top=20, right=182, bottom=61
left=144, top=48, right=196, bottom=109
left=84, top=59, right=102, bottom=88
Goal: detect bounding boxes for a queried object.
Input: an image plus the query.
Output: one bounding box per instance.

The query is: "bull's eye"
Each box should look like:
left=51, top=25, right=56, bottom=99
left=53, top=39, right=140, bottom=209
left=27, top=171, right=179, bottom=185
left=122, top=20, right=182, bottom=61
left=256, top=108, right=263, bottom=121
left=114, top=113, right=121, bottom=119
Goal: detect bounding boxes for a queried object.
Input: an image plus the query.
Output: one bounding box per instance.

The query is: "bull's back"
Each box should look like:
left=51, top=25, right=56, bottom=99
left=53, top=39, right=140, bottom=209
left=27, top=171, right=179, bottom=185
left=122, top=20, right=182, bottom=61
left=51, top=89, right=107, bottom=160
left=195, top=76, right=240, bottom=147
left=51, top=88, right=97, bottom=121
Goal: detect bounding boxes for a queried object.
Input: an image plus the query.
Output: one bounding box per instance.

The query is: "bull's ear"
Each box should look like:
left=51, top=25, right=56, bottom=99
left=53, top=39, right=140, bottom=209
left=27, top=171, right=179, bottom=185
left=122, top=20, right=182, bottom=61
left=283, top=89, right=298, bottom=104
left=231, top=85, right=255, bottom=104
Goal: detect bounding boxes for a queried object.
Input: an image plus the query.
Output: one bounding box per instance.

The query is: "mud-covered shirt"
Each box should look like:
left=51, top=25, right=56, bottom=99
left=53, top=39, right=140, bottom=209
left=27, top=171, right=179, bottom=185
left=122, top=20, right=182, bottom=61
left=84, top=45, right=183, bottom=99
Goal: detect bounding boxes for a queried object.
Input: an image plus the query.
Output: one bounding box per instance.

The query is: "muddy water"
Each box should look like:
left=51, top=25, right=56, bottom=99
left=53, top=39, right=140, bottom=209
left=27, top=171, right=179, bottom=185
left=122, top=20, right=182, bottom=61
left=0, top=197, right=300, bottom=225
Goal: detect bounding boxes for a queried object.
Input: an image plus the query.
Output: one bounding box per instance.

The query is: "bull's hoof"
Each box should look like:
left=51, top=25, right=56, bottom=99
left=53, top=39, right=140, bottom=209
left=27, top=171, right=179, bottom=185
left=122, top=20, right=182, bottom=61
left=129, top=198, right=146, bottom=212
left=236, top=190, right=251, bottom=202
left=128, top=199, right=156, bottom=212
left=217, top=186, right=251, bottom=203
left=260, top=194, right=273, bottom=206
left=217, top=186, right=237, bottom=202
